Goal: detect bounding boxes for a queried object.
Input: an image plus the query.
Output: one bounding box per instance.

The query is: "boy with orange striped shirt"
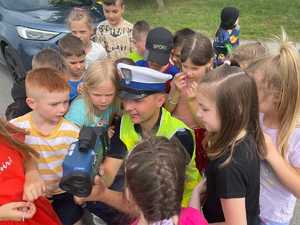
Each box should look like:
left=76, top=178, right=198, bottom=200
left=10, top=68, right=83, bottom=225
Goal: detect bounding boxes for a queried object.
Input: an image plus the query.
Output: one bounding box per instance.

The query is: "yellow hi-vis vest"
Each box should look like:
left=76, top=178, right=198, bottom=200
left=120, top=107, right=200, bottom=206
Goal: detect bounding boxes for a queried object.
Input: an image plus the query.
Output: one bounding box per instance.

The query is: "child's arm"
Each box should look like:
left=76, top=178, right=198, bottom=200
left=99, top=122, right=127, bottom=187
left=264, top=133, right=300, bottom=198
left=220, top=198, right=247, bottom=225
left=74, top=175, right=138, bottom=216
left=100, top=156, right=123, bottom=187
left=0, top=202, right=36, bottom=221
left=189, top=176, right=207, bottom=210
left=186, top=81, right=203, bottom=127
left=164, top=73, right=187, bottom=112
left=23, top=156, right=46, bottom=201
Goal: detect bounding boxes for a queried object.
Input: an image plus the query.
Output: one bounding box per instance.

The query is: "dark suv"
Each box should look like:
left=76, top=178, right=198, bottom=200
left=0, top=0, right=104, bottom=80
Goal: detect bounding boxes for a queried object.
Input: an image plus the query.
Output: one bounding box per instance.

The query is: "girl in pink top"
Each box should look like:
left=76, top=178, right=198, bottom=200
left=165, top=33, right=214, bottom=173
left=125, top=137, right=208, bottom=225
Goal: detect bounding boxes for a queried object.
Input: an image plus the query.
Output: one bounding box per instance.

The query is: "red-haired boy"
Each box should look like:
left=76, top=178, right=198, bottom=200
left=10, top=68, right=82, bottom=225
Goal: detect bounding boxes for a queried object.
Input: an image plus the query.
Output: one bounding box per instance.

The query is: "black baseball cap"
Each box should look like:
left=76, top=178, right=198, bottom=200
left=145, top=27, right=174, bottom=66
left=220, top=7, right=240, bottom=30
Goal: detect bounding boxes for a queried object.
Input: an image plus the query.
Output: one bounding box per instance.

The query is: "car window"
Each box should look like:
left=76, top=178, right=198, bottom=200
left=0, top=0, right=92, bottom=11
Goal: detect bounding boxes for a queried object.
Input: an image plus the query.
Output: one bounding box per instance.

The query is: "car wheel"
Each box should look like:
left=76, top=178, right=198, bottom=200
left=3, top=45, right=25, bottom=81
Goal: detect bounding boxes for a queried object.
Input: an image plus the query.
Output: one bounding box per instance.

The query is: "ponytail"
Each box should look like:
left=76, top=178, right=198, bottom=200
left=276, top=28, right=300, bottom=157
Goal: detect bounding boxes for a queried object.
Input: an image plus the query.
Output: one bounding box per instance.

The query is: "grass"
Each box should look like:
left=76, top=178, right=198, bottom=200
left=124, top=0, right=300, bottom=41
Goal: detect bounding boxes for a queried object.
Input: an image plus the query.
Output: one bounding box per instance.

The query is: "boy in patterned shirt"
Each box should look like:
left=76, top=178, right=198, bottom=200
left=96, top=0, right=134, bottom=60
left=10, top=68, right=83, bottom=225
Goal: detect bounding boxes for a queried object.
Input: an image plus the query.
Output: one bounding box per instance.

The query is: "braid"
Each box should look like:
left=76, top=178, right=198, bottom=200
left=155, top=157, right=183, bottom=221
left=125, top=137, right=186, bottom=224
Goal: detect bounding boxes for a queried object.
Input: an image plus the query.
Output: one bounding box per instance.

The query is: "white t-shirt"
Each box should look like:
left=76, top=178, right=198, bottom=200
left=260, top=114, right=300, bottom=223
left=85, top=41, right=107, bottom=68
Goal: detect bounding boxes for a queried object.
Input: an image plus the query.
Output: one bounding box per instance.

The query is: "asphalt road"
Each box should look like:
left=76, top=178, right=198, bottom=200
left=0, top=48, right=299, bottom=224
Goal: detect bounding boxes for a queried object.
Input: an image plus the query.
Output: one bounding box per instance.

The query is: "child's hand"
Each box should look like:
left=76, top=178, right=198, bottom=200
left=173, top=72, right=188, bottom=93
left=108, top=126, right=115, bottom=139
left=23, top=170, right=47, bottom=202
left=74, top=175, right=107, bottom=205
left=263, top=132, right=279, bottom=162
left=185, top=81, right=198, bottom=101
left=77, top=82, right=84, bottom=95
left=0, top=202, right=36, bottom=221
left=189, top=177, right=207, bottom=210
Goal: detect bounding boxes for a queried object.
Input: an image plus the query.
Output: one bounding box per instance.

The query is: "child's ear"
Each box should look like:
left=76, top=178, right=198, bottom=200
left=26, top=97, right=36, bottom=110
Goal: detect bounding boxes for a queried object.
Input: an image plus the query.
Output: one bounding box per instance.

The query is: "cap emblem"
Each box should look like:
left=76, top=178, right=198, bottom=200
left=121, top=68, right=132, bottom=84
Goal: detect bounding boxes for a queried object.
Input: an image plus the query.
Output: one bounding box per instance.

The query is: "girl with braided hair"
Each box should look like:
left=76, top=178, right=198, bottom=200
left=125, top=137, right=208, bottom=225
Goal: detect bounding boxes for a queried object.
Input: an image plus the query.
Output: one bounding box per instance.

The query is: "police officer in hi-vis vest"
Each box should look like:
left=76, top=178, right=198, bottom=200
left=75, top=63, right=200, bottom=216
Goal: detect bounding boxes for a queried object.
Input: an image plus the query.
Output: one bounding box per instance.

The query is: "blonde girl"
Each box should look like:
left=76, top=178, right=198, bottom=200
left=191, top=65, right=266, bottom=225
left=66, top=59, right=126, bottom=224
left=246, top=30, right=300, bottom=225
left=67, top=7, right=107, bottom=68
left=65, top=59, right=119, bottom=128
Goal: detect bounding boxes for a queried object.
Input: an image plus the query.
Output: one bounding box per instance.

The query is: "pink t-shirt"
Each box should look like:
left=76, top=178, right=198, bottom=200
left=131, top=207, right=208, bottom=225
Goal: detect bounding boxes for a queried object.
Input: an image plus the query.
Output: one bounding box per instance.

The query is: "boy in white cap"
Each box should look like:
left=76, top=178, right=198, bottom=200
left=75, top=63, right=200, bottom=212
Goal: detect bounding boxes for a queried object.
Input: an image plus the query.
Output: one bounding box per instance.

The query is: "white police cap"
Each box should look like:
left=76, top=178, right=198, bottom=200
left=117, top=63, right=172, bottom=99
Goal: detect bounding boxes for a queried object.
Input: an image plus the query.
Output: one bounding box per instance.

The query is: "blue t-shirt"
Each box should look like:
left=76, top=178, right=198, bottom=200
left=65, top=97, right=116, bottom=128
left=68, top=79, right=82, bottom=102
left=136, top=60, right=180, bottom=77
